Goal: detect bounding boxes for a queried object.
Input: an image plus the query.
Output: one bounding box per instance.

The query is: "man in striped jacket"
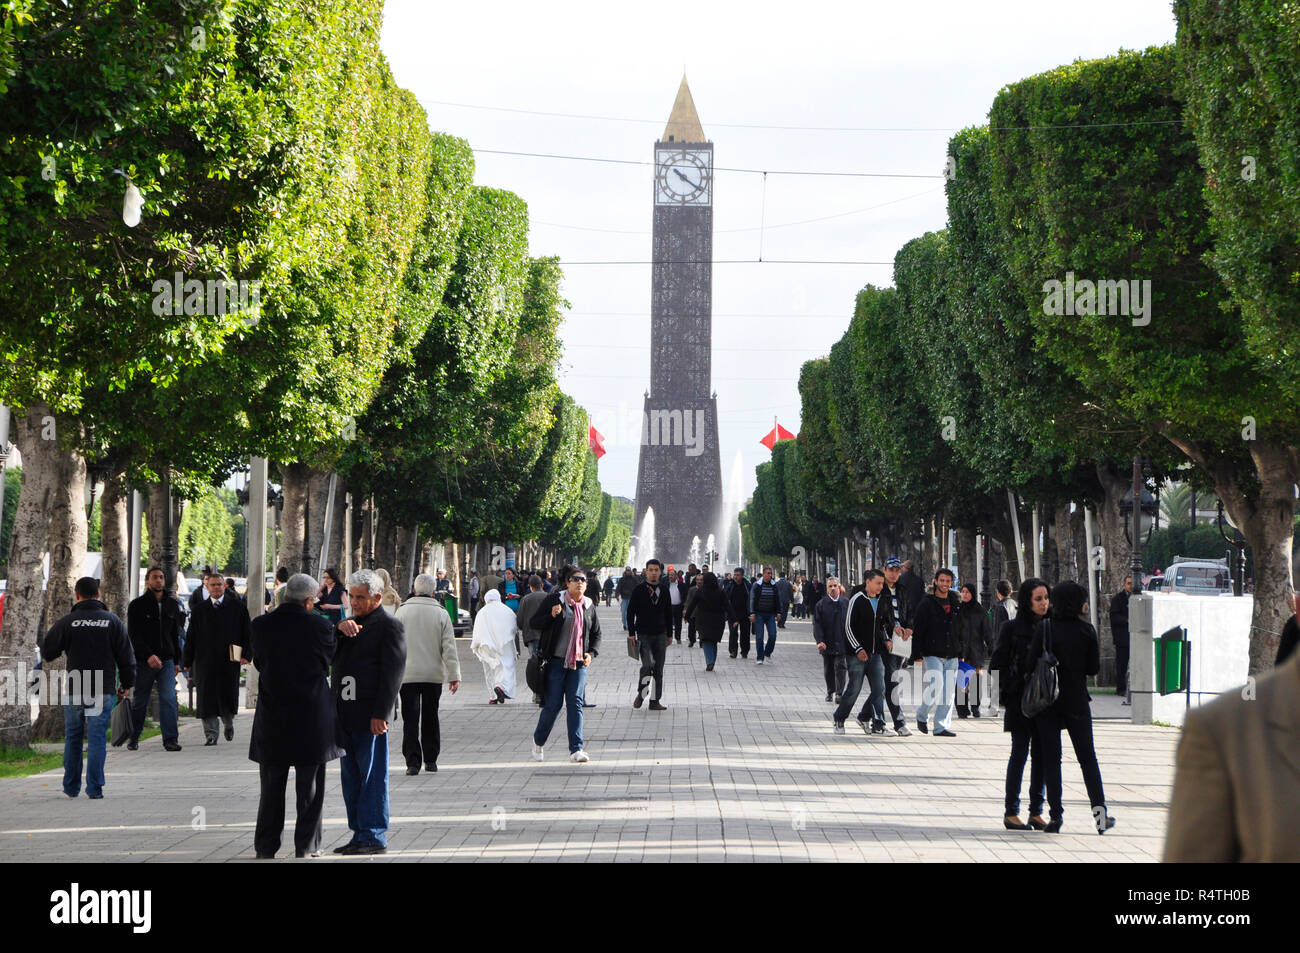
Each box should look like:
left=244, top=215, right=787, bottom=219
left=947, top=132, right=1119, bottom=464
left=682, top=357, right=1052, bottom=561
left=831, top=569, right=892, bottom=735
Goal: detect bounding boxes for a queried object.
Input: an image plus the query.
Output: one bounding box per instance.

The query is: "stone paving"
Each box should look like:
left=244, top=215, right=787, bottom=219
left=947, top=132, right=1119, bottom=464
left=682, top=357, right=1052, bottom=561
left=0, top=604, right=1180, bottom=862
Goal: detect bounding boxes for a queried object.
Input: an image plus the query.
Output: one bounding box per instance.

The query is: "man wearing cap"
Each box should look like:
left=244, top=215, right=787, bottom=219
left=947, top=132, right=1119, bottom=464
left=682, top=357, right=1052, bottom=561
left=861, top=557, right=913, bottom=736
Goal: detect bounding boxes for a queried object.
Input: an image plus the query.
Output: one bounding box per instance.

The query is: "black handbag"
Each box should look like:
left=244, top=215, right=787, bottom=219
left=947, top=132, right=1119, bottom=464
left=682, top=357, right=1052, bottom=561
left=525, top=652, right=547, bottom=695
left=1021, top=618, right=1060, bottom=718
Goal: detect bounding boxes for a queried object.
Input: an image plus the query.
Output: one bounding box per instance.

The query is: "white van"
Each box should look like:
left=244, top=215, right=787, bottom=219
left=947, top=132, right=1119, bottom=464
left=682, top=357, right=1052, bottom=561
left=1160, top=556, right=1232, bottom=595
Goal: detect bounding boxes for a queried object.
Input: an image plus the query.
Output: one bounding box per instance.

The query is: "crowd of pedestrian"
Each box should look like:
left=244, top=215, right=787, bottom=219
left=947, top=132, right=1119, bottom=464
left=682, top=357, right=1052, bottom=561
left=35, top=547, right=1299, bottom=858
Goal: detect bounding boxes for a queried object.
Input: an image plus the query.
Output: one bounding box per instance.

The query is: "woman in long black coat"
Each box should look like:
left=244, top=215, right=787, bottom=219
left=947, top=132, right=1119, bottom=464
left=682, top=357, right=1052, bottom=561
left=989, top=576, right=1049, bottom=831
left=954, top=583, right=993, bottom=718
left=1026, top=579, right=1114, bottom=834
left=684, top=572, right=734, bottom=671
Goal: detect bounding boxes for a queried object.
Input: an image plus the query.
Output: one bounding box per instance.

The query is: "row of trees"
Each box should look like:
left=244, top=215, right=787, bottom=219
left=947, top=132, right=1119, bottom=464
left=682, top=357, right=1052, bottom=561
left=0, top=1, right=625, bottom=744
left=745, top=11, right=1299, bottom=677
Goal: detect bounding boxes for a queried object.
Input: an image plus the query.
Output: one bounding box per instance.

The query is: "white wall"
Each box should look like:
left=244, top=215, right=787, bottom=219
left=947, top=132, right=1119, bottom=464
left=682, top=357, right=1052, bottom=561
left=1129, top=592, right=1252, bottom=727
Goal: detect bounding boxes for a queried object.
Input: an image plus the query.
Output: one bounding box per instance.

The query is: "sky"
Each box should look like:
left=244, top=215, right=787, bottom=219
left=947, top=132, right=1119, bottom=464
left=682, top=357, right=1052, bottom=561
left=379, top=0, right=1179, bottom=503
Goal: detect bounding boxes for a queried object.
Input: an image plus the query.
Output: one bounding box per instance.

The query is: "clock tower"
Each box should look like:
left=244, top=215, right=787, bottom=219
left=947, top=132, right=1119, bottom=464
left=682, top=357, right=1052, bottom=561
left=634, top=76, right=723, bottom=564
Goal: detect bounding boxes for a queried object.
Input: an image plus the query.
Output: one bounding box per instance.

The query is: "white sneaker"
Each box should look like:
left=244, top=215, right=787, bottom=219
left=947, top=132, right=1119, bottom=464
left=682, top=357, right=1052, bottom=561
left=570, top=749, right=589, bottom=763
left=756, top=658, right=765, bottom=665
left=531, top=743, right=544, bottom=762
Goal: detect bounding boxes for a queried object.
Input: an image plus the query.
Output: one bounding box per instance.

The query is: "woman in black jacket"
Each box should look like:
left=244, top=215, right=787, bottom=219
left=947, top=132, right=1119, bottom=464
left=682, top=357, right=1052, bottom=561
left=684, top=572, right=734, bottom=671
left=989, top=576, right=1049, bottom=831
left=954, top=584, right=992, bottom=719
left=1027, top=580, right=1114, bottom=834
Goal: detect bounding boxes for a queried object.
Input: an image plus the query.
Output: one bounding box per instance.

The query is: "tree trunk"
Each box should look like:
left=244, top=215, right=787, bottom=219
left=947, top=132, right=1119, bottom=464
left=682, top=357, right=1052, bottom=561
left=393, top=525, right=414, bottom=598
left=1094, top=461, right=1135, bottom=684
left=375, top=515, right=397, bottom=579
left=0, top=407, right=59, bottom=745
left=278, top=462, right=310, bottom=574
left=1069, top=506, right=1087, bottom=586
left=1213, top=442, right=1297, bottom=674
left=99, top=471, right=130, bottom=618
left=955, top=527, right=977, bottom=591
left=303, top=468, right=331, bottom=579
left=32, top=423, right=88, bottom=741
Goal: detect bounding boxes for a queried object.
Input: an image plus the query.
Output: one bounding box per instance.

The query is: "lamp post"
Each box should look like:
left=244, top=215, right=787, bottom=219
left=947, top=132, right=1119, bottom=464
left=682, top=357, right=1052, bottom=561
left=1214, top=501, right=1247, bottom=597
left=1119, top=456, right=1157, bottom=595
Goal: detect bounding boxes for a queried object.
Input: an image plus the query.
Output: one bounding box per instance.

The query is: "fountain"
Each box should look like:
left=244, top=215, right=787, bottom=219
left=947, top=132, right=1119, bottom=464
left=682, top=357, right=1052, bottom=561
left=715, top=450, right=746, bottom=567
left=636, top=507, right=656, bottom=565
left=705, top=533, right=716, bottom=570
left=689, top=535, right=702, bottom=567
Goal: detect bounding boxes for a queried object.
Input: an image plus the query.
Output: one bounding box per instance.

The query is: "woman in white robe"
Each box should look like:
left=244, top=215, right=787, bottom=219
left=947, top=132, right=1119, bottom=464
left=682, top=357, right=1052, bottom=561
left=471, top=589, right=519, bottom=703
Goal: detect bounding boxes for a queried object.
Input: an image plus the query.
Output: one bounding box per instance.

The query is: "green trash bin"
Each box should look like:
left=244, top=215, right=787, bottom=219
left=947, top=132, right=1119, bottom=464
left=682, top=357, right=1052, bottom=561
left=1154, top=625, right=1189, bottom=696
left=441, top=593, right=458, bottom=620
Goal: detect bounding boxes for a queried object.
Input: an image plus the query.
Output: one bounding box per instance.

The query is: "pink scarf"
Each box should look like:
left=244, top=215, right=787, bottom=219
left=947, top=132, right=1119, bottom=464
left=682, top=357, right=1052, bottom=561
left=566, top=595, right=584, bottom=669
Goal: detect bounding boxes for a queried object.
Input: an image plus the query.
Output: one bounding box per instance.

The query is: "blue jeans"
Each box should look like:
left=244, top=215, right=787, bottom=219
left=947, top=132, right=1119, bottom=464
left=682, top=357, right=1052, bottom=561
left=916, top=656, right=960, bottom=732
left=130, top=659, right=179, bottom=742
left=832, top=655, right=867, bottom=723
left=533, top=660, right=588, bottom=753
left=753, top=613, right=778, bottom=660
left=620, top=598, right=630, bottom=630
left=63, top=694, right=114, bottom=798
left=339, top=728, right=390, bottom=846
left=863, top=650, right=904, bottom=722
left=702, top=641, right=718, bottom=665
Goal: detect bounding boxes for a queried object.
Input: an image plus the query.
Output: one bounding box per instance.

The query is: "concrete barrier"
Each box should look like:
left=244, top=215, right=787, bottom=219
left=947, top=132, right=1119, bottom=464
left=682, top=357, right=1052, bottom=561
left=1129, top=592, right=1252, bottom=726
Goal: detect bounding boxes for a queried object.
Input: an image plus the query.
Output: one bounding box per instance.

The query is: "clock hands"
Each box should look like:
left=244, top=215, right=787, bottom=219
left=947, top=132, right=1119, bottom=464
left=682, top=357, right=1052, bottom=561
left=673, top=167, right=703, bottom=191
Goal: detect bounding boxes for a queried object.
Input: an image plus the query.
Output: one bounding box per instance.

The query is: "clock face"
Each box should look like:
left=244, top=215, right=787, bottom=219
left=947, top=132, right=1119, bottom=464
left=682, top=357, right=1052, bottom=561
left=655, top=148, right=712, bottom=205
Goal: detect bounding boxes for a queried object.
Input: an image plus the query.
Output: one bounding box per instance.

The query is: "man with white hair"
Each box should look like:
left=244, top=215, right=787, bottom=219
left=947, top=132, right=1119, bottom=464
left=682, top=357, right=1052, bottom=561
left=330, top=569, right=407, bottom=855
left=395, top=573, right=460, bottom=775
left=249, top=573, right=342, bottom=859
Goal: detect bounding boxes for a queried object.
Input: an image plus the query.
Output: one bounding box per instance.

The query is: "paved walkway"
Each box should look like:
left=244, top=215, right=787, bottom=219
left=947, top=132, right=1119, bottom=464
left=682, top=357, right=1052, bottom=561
left=0, top=605, right=1179, bottom=861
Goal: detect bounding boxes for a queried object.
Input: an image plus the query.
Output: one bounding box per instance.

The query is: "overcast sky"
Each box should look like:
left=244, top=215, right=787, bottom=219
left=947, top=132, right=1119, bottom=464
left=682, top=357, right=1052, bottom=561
left=379, top=0, right=1178, bottom=503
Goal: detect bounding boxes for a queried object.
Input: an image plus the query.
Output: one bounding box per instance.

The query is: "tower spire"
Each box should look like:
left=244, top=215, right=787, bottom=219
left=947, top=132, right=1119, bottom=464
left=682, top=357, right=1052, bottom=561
left=662, top=74, right=706, bottom=143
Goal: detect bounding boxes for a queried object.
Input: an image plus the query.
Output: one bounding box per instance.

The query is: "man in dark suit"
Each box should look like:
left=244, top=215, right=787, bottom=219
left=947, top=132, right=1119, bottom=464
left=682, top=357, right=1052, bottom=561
left=183, top=569, right=251, bottom=745
left=331, top=569, right=407, bottom=856
left=249, top=573, right=342, bottom=859
left=1108, top=575, right=1132, bottom=703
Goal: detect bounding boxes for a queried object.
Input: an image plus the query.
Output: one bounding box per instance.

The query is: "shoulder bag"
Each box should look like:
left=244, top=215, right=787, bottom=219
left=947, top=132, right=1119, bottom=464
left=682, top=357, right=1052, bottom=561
left=1021, top=618, right=1060, bottom=718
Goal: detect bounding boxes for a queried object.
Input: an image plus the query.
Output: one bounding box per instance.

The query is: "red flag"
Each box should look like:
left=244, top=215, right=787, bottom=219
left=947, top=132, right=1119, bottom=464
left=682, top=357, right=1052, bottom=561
left=760, top=422, right=796, bottom=450
left=588, top=424, right=606, bottom=459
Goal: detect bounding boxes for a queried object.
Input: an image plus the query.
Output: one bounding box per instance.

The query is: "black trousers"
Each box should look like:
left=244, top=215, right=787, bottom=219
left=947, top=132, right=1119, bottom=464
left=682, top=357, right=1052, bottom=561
left=255, top=761, right=326, bottom=857
left=671, top=605, right=684, bottom=642
left=822, top=652, right=847, bottom=695
left=1004, top=724, right=1045, bottom=817
left=637, top=633, right=669, bottom=700
left=1114, top=639, right=1129, bottom=696
left=1036, top=708, right=1106, bottom=822
left=399, top=682, right=443, bottom=769
left=955, top=670, right=985, bottom=712
left=728, top=617, right=751, bottom=657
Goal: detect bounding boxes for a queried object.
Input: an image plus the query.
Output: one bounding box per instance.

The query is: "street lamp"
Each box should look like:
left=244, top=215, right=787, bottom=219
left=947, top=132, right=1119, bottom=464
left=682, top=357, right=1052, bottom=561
left=1214, top=501, right=1247, bottom=597
left=1118, top=456, right=1158, bottom=593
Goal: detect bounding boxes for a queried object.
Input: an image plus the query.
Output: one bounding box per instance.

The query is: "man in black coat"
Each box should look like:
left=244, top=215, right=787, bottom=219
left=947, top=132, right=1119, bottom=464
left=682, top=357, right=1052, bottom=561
left=182, top=570, right=251, bottom=745
left=41, top=577, right=136, bottom=799
left=330, top=569, right=407, bottom=855
left=126, top=566, right=184, bottom=751
left=249, top=573, right=343, bottom=859
left=723, top=568, right=752, bottom=659
left=1108, top=575, right=1132, bottom=703
left=812, top=576, right=850, bottom=703
left=909, top=568, right=962, bottom=737
left=626, top=558, right=673, bottom=710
